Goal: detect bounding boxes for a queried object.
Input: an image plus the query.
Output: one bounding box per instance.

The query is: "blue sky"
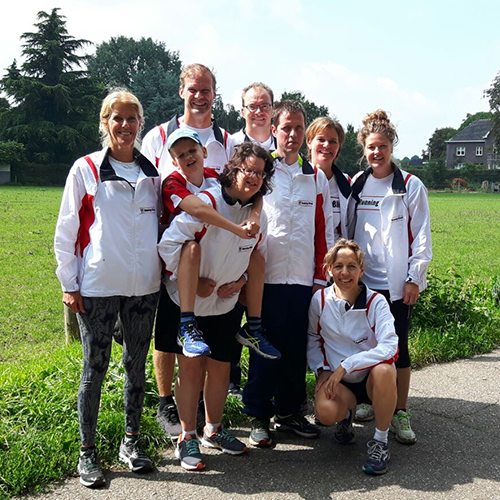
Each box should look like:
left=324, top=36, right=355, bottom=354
left=2, top=0, right=499, bottom=158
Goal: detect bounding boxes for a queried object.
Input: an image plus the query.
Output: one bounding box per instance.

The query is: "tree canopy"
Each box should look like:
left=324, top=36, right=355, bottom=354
left=458, top=111, right=493, bottom=132
left=280, top=90, right=329, bottom=128
left=423, top=127, right=457, bottom=161
left=336, top=123, right=363, bottom=176
left=485, top=72, right=500, bottom=148
left=0, top=8, right=103, bottom=163
left=87, top=36, right=183, bottom=133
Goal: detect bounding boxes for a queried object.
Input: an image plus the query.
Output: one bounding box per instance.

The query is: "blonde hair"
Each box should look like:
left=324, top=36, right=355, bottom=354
left=323, top=238, right=365, bottom=275
left=180, top=63, right=217, bottom=92
left=99, top=89, right=144, bottom=148
left=306, top=117, right=345, bottom=161
left=357, top=109, right=398, bottom=148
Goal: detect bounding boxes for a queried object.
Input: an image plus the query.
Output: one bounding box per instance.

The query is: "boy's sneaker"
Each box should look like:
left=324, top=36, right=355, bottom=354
left=274, top=414, right=320, bottom=439
left=249, top=417, right=273, bottom=447
left=236, top=324, right=281, bottom=360
left=201, top=425, right=248, bottom=455
left=355, top=403, right=375, bottom=422
left=390, top=410, right=417, bottom=444
left=362, top=439, right=390, bottom=475
left=157, top=402, right=182, bottom=439
left=78, top=447, right=105, bottom=488
left=175, top=434, right=205, bottom=471
left=177, top=322, right=211, bottom=358
left=118, top=436, right=153, bottom=474
left=333, top=410, right=356, bottom=445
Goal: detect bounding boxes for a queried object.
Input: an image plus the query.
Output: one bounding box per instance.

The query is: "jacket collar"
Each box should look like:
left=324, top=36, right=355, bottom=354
left=272, top=152, right=315, bottom=175
left=167, top=114, right=225, bottom=146
left=331, top=163, right=352, bottom=199
left=351, top=162, right=406, bottom=202
left=241, top=128, right=277, bottom=149
left=100, top=148, right=158, bottom=182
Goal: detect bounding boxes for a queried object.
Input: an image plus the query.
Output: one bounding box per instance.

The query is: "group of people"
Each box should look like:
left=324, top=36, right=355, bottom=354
left=54, top=63, right=432, bottom=488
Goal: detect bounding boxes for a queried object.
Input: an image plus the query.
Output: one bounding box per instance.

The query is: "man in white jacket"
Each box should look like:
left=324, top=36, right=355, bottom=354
left=243, top=100, right=334, bottom=447
left=157, top=142, right=274, bottom=471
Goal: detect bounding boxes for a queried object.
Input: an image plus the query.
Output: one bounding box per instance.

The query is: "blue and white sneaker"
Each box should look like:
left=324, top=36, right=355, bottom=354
left=236, top=324, right=281, bottom=360
left=362, top=439, right=390, bottom=475
left=333, top=410, right=355, bottom=445
left=177, top=322, right=211, bottom=358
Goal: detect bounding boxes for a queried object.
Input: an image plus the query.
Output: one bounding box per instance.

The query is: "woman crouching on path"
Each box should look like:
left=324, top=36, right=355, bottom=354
left=54, top=90, right=161, bottom=488
left=308, top=239, right=399, bottom=474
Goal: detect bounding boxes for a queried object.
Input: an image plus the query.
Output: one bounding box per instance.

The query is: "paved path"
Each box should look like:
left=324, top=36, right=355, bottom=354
left=22, top=350, right=500, bottom=500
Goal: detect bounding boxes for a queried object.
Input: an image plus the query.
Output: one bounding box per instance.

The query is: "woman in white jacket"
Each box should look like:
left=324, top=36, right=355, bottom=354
left=54, top=90, right=161, bottom=488
left=308, top=239, right=398, bottom=475
left=346, top=110, right=432, bottom=444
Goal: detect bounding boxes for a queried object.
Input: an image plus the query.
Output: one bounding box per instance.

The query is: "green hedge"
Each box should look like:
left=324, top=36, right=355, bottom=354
left=10, top=162, right=71, bottom=186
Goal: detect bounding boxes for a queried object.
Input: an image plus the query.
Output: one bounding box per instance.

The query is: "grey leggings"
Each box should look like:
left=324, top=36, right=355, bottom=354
left=76, top=292, right=159, bottom=446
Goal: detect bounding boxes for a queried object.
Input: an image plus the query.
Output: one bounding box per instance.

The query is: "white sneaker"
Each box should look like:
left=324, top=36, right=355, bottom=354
left=390, top=410, right=417, bottom=444
left=355, top=403, right=375, bottom=422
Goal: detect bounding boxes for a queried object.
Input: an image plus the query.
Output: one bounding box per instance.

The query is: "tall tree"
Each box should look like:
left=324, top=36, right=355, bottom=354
left=336, top=123, right=363, bottom=176
left=0, top=9, right=103, bottom=163
left=280, top=91, right=329, bottom=127
left=458, top=111, right=493, bottom=132
left=212, top=96, right=244, bottom=134
left=87, top=36, right=183, bottom=133
left=485, top=71, right=500, bottom=148
left=423, top=127, right=457, bottom=161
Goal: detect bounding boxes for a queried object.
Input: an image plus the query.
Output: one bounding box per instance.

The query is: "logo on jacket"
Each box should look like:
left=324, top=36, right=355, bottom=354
left=353, top=336, right=368, bottom=345
left=140, top=207, right=156, bottom=214
left=391, top=215, right=403, bottom=222
left=298, top=200, right=313, bottom=207
left=238, top=244, right=254, bottom=252
left=359, top=199, right=380, bottom=208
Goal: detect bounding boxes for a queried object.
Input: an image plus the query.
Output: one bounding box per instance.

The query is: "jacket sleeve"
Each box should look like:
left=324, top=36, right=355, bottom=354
left=307, top=291, right=332, bottom=374
left=313, top=169, right=335, bottom=286
left=157, top=193, right=212, bottom=279
left=141, top=126, right=164, bottom=169
left=54, top=164, right=86, bottom=292
left=406, top=177, right=432, bottom=290
left=340, top=295, right=399, bottom=373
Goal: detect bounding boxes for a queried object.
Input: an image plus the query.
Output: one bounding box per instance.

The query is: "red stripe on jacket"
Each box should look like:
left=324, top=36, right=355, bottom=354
left=313, top=170, right=328, bottom=282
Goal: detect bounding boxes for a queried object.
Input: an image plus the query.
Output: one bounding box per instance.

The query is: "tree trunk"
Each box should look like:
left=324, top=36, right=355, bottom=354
left=64, top=305, right=80, bottom=343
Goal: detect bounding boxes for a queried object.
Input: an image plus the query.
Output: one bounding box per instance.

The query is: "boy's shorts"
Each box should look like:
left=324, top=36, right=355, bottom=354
left=154, top=284, right=241, bottom=363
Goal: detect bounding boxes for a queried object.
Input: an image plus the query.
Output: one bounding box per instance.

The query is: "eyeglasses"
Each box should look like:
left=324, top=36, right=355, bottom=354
left=237, top=167, right=267, bottom=180
left=243, top=103, right=272, bottom=112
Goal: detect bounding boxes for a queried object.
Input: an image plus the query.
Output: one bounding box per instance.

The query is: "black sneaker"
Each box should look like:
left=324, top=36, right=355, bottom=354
left=201, top=425, right=248, bottom=455
left=249, top=417, right=273, bottom=447
left=118, top=436, right=153, bottom=474
left=157, top=402, right=182, bottom=439
left=235, top=324, right=281, bottom=360
left=78, top=447, right=106, bottom=488
left=362, top=439, right=390, bottom=475
left=274, top=414, right=320, bottom=439
left=333, top=410, right=356, bottom=445
left=175, top=434, right=205, bottom=471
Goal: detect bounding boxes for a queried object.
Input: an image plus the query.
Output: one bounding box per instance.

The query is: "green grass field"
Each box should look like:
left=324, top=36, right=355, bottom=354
left=0, top=186, right=499, bottom=498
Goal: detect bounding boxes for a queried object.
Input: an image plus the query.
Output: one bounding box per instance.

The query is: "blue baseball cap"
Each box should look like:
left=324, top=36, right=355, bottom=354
left=166, top=128, right=203, bottom=150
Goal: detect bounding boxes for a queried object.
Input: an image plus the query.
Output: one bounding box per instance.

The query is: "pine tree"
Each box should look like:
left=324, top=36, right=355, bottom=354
left=0, top=8, right=103, bottom=163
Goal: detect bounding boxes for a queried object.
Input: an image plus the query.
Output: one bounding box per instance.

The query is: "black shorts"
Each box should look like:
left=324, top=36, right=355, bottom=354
left=154, top=284, right=241, bottom=363
left=375, top=290, right=412, bottom=369
left=340, top=373, right=371, bottom=405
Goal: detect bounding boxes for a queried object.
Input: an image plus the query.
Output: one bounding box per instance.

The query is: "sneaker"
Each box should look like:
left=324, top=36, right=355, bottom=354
left=228, top=383, right=243, bottom=401
left=157, top=402, right=182, bottom=439
left=249, top=417, right=273, bottom=447
left=78, top=447, right=105, bottom=488
left=177, top=322, right=211, bottom=358
left=119, top=436, right=153, bottom=474
left=362, top=439, right=390, bottom=475
left=175, top=434, right=205, bottom=471
left=274, top=414, right=320, bottom=439
left=390, top=410, right=417, bottom=444
left=235, top=324, right=281, bottom=360
left=201, top=425, right=248, bottom=455
left=355, top=403, right=375, bottom=422
left=333, top=410, right=355, bottom=445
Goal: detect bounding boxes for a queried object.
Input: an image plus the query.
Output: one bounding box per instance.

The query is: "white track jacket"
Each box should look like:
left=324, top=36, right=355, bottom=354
left=158, top=184, right=267, bottom=317
left=345, top=166, right=432, bottom=301
left=307, top=283, right=399, bottom=383
left=54, top=148, right=162, bottom=297
left=264, top=155, right=334, bottom=287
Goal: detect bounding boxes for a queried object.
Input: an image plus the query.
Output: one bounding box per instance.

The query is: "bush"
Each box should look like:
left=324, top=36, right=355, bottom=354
left=10, top=162, right=71, bottom=186
left=410, top=270, right=500, bottom=365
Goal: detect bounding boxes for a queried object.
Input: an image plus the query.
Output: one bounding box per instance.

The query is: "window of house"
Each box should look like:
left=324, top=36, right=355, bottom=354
left=455, top=163, right=464, bottom=169
left=476, top=146, right=483, bottom=156
left=456, top=146, right=465, bottom=156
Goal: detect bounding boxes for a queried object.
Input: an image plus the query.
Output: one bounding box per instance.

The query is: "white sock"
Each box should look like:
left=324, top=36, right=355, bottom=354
left=181, top=429, right=197, bottom=439
left=205, top=421, right=221, bottom=434
left=374, top=427, right=388, bottom=444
